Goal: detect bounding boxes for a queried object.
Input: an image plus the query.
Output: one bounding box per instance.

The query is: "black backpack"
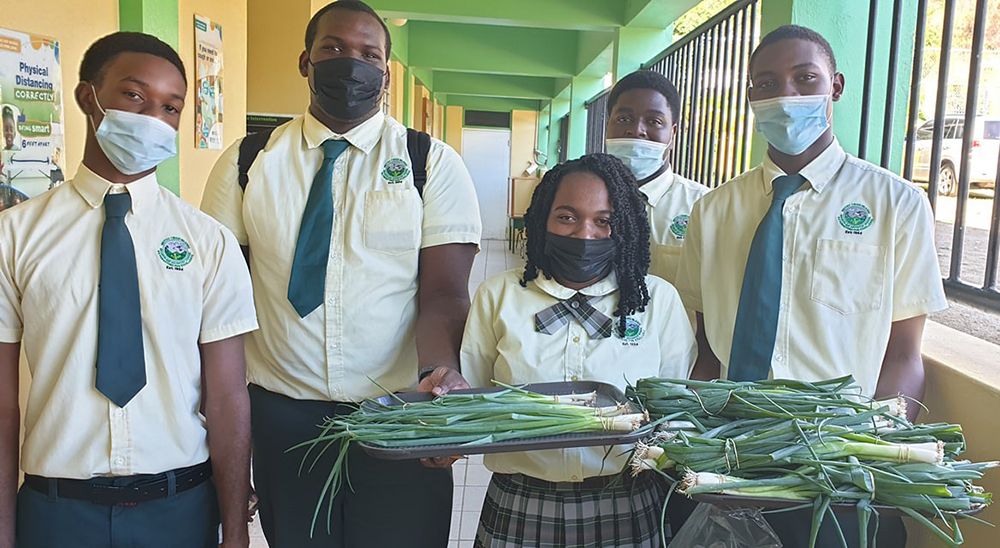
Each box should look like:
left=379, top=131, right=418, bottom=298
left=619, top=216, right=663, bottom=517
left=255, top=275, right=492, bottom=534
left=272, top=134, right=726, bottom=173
left=237, top=126, right=432, bottom=196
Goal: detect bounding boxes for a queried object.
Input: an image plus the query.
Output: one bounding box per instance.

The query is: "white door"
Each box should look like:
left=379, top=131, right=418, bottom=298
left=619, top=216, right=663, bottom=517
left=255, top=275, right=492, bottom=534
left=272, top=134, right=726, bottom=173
left=462, top=128, right=511, bottom=240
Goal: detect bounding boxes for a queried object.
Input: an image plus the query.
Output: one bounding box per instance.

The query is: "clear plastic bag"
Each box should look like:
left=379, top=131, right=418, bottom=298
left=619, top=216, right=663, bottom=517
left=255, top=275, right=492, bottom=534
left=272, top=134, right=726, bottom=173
left=669, top=503, right=782, bottom=548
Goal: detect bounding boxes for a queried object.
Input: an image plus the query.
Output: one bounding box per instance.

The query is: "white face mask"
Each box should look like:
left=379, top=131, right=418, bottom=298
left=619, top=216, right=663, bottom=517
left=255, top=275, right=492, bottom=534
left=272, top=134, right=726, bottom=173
left=749, top=94, right=831, bottom=156
left=605, top=138, right=670, bottom=180
left=90, top=85, right=177, bottom=176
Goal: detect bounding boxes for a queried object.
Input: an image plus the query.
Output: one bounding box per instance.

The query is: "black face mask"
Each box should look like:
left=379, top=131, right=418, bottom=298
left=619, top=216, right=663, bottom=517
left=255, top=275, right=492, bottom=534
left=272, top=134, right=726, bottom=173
left=543, top=233, right=617, bottom=284
left=309, top=57, right=385, bottom=121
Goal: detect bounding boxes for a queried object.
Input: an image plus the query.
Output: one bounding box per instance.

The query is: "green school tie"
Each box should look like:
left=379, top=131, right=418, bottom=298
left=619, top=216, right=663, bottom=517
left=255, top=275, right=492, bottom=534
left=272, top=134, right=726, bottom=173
left=95, top=192, right=146, bottom=407
left=728, top=174, right=804, bottom=381
left=288, top=139, right=349, bottom=318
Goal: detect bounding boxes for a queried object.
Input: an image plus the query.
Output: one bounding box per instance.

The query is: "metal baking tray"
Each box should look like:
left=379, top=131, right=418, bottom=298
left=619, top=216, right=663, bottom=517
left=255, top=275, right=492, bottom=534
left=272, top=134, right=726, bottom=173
left=358, top=380, right=649, bottom=460
left=692, top=493, right=984, bottom=518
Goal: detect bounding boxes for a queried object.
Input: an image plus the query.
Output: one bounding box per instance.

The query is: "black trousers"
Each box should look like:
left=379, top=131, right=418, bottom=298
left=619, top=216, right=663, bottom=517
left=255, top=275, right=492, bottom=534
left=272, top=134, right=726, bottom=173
left=16, top=478, right=218, bottom=547
left=249, top=384, right=453, bottom=548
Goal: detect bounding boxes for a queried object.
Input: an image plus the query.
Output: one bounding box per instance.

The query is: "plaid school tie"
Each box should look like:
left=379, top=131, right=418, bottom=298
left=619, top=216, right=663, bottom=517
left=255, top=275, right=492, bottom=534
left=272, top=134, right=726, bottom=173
left=534, top=293, right=614, bottom=339
left=728, top=174, right=805, bottom=381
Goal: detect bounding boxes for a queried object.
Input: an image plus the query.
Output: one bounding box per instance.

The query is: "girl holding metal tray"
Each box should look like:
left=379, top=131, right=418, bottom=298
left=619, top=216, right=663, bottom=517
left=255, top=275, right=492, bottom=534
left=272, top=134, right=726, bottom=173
left=460, top=153, right=697, bottom=547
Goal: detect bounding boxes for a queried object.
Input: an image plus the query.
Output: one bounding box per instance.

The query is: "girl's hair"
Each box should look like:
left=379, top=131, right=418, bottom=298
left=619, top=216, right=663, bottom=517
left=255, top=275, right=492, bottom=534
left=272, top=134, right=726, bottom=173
left=521, top=153, right=651, bottom=335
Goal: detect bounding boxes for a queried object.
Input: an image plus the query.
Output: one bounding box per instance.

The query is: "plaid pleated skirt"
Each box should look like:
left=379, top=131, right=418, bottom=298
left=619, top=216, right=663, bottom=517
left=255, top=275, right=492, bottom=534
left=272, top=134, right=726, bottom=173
left=474, top=472, right=667, bottom=548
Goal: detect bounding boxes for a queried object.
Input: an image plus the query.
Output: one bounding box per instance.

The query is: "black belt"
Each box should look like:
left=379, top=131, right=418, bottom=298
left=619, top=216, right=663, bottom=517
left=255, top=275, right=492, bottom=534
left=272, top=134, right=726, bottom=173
left=24, top=460, right=212, bottom=506
left=501, top=471, right=653, bottom=492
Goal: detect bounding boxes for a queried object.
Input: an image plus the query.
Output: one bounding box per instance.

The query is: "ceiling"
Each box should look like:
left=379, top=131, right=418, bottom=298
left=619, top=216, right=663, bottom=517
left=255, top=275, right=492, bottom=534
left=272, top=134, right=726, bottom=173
left=368, top=0, right=704, bottom=112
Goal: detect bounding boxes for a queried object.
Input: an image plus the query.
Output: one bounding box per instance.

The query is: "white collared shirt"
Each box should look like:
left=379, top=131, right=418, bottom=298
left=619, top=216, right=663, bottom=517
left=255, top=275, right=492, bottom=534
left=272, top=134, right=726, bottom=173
left=639, top=168, right=710, bottom=284
left=201, top=111, right=482, bottom=402
left=461, top=270, right=696, bottom=482
left=0, top=166, right=257, bottom=479
left=674, top=139, right=948, bottom=395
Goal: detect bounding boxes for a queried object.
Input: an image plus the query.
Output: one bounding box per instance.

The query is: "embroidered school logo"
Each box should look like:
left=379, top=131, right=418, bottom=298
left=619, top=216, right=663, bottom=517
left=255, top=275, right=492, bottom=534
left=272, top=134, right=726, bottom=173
left=837, top=203, right=874, bottom=234
left=615, top=317, right=645, bottom=345
left=158, top=237, right=193, bottom=270
left=381, top=158, right=410, bottom=183
left=669, top=214, right=690, bottom=239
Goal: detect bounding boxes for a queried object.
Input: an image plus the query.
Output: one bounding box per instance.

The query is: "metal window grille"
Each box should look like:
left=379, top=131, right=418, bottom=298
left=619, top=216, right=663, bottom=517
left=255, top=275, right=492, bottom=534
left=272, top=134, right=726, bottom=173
left=643, top=0, right=761, bottom=189
left=585, top=90, right=610, bottom=154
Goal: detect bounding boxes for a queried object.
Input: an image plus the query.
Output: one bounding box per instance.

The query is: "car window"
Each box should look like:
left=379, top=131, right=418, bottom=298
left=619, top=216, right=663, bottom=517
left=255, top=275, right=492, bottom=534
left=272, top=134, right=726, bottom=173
left=944, top=120, right=961, bottom=139
left=983, top=121, right=1000, bottom=140
left=916, top=120, right=935, bottom=139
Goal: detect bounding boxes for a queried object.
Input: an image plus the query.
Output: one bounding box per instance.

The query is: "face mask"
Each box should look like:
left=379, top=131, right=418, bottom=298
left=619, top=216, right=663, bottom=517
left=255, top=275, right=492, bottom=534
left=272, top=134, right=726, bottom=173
left=90, top=85, right=177, bottom=176
left=605, top=138, right=670, bottom=180
left=309, top=57, right=385, bottom=121
left=543, top=233, right=617, bottom=284
left=750, top=94, right=830, bottom=156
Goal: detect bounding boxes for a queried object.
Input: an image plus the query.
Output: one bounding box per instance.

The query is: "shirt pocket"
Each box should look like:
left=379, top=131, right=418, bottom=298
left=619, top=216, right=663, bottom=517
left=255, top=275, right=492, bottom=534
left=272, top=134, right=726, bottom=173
left=363, top=190, right=422, bottom=254
left=810, top=239, right=887, bottom=315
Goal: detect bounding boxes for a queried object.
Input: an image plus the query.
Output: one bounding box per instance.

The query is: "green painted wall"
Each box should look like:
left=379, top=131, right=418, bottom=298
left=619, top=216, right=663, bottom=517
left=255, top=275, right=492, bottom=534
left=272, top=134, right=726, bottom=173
left=119, top=0, right=181, bottom=195
left=408, top=22, right=579, bottom=77
left=612, top=25, right=672, bottom=80
left=757, top=0, right=918, bottom=170
left=443, top=96, right=542, bottom=112
left=568, top=76, right=605, bottom=159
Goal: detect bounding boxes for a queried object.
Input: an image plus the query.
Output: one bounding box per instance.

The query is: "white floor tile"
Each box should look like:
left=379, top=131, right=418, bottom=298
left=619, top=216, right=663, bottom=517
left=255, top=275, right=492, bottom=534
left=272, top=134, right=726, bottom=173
left=450, top=511, right=461, bottom=540
left=452, top=485, right=464, bottom=508
left=462, top=485, right=488, bottom=512
left=464, top=464, right=493, bottom=486
left=459, top=511, right=481, bottom=540
left=459, top=541, right=475, bottom=548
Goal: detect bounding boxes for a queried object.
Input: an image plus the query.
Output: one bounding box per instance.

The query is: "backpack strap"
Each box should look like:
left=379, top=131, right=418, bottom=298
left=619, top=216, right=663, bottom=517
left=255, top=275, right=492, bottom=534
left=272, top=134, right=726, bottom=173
left=406, top=128, right=431, bottom=198
left=237, top=129, right=274, bottom=193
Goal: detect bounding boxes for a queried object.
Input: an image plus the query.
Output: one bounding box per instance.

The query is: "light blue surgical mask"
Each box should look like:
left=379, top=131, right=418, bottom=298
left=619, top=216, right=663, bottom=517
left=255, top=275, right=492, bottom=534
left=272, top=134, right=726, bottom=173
left=91, top=85, right=177, bottom=176
left=750, top=94, right=830, bottom=156
left=605, top=137, right=670, bottom=180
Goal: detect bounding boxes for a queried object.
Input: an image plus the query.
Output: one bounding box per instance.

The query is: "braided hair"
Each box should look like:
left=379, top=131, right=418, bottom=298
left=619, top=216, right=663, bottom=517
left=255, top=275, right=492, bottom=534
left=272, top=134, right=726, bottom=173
left=521, top=153, right=651, bottom=336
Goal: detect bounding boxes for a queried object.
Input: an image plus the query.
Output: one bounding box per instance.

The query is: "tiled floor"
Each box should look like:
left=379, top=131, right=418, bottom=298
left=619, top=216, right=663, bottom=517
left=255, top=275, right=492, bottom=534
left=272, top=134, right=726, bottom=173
left=250, top=239, right=521, bottom=548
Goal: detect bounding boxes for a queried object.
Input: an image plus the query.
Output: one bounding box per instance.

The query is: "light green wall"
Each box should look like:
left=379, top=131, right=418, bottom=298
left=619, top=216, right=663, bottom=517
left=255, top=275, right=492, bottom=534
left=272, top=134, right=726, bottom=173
left=757, top=0, right=918, bottom=170
left=119, top=0, right=181, bottom=195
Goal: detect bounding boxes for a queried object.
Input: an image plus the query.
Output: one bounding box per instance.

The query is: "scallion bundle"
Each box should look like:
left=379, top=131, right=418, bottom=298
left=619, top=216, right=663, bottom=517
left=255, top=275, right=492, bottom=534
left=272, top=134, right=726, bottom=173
left=628, top=376, right=995, bottom=547
left=294, top=384, right=647, bottom=536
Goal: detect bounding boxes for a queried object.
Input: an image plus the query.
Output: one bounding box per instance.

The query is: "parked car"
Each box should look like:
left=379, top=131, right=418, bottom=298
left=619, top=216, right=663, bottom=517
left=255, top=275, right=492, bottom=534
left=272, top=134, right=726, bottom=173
left=910, top=115, right=1000, bottom=195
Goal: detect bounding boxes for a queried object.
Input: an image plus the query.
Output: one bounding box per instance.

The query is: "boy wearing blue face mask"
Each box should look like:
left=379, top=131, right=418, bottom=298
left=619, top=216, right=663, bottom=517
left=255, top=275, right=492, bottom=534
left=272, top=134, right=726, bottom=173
left=201, top=0, right=482, bottom=546
left=605, top=71, right=709, bottom=285
left=462, top=153, right=695, bottom=547
left=0, top=32, right=258, bottom=548
left=674, top=25, right=947, bottom=547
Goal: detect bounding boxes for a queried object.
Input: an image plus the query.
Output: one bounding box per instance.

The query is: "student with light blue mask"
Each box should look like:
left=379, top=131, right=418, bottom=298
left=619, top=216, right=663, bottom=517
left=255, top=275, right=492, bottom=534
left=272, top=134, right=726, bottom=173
left=674, top=24, right=947, bottom=547
left=604, top=71, right=709, bottom=286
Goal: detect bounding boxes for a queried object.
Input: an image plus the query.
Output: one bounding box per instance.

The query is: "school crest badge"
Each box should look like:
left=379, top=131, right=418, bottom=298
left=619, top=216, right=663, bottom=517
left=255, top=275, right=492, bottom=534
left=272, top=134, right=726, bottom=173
left=381, top=158, right=410, bottom=183
left=615, top=317, right=645, bottom=344
left=837, top=203, right=874, bottom=234
left=669, top=214, right=690, bottom=239
left=158, top=237, right=193, bottom=270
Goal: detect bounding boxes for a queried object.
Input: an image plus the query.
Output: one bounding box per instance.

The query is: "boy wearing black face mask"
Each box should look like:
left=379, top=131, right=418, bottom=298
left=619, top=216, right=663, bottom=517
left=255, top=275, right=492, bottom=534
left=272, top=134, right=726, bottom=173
left=461, top=153, right=695, bottom=547
left=201, top=1, right=482, bottom=546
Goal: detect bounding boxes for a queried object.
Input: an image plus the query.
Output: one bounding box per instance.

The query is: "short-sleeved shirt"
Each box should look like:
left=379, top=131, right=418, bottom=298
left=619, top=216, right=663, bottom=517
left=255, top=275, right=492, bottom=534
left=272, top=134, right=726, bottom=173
left=461, top=270, right=696, bottom=482
left=201, top=111, right=482, bottom=402
left=639, top=168, right=710, bottom=285
left=0, top=166, right=258, bottom=479
left=674, top=139, right=948, bottom=396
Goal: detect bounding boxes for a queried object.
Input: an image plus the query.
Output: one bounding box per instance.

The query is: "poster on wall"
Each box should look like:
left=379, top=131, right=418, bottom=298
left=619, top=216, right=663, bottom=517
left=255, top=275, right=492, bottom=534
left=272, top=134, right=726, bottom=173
left=0, top=27, right=64, bottom=210
left=194, top=14, right=223, bottom=149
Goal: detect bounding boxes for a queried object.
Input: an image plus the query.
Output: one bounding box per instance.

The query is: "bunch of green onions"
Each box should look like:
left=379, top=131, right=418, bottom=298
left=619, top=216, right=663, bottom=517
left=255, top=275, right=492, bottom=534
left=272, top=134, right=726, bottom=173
left=293, top=384, right=648, bottom=536
left=627, top=376, right=995, bottom=547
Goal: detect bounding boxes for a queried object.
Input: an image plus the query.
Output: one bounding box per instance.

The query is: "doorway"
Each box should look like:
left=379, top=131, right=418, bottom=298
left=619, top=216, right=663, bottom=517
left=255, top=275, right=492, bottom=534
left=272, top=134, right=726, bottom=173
left=461, top=128, right=511, bottom=240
